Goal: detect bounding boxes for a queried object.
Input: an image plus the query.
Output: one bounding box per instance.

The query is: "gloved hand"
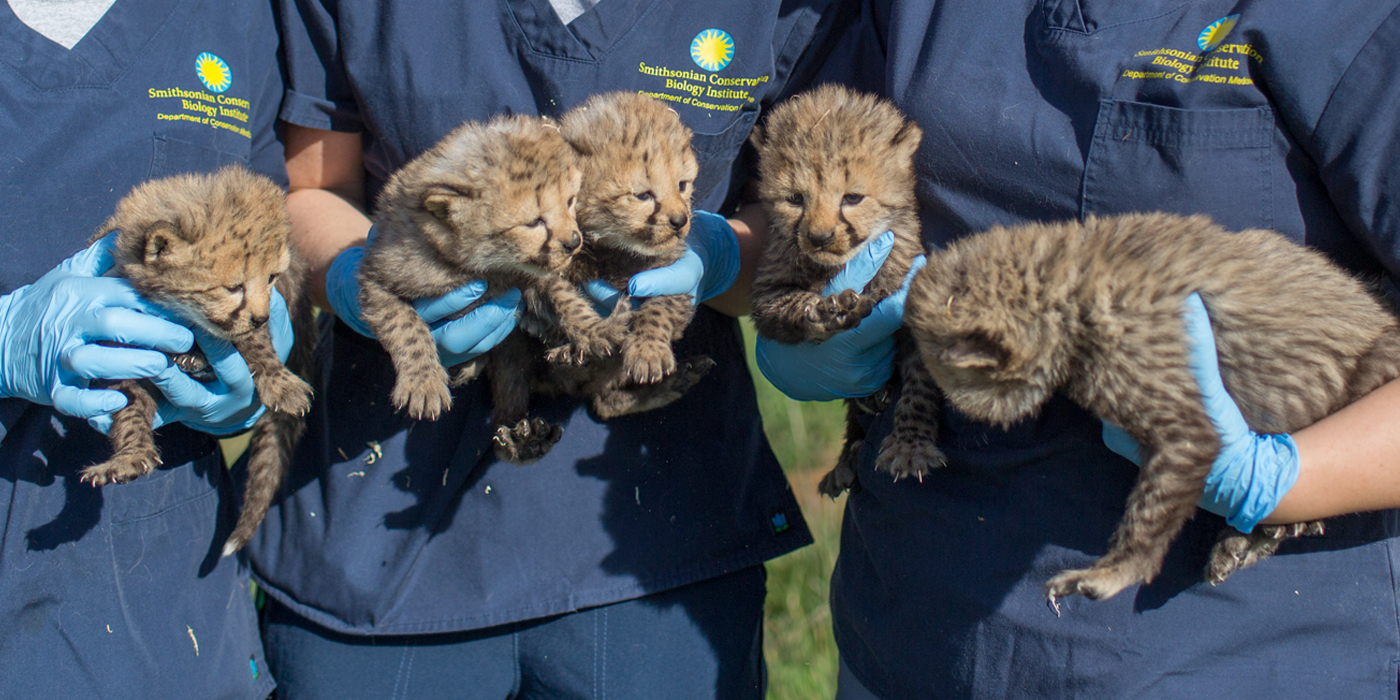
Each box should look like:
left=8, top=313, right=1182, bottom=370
left=89, top=288, right=297, bottom=436
left=755, top=231, right=928, bottom=401
left=0, top=233, right=194, bottom=420
left=1101, top=292, right=1299, bottom=532
left=325, top=229, right=521, bottom=365
left=585, top=209, right=742, bottom=310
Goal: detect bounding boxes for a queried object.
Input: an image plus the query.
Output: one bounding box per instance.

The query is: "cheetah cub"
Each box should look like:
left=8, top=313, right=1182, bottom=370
left=531, top=91, right=715, bottom=420
left=905, top=212, right=1400, bottom=602
left=82, top=165, right=317, bottom=556
left=750, top=84, right=940, bottom=497
left=360, top=115, right=621, bottom=461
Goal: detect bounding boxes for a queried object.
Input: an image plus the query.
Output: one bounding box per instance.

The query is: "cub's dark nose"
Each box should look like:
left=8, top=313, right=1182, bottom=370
left=807, top=229, right=835, bottom=246
left=669, top=213, right=689, bottom=231
left=562, top=231, right=582, bottom=252
left=249, top=314, right=269, bottom=328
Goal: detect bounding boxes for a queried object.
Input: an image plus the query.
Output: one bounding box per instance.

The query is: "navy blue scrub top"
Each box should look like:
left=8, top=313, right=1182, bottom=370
left=823, top=1, right=1400, bottom=698
left=0, top=1, right=284, bottom=697
left=248, top=0, right=846, bottom=635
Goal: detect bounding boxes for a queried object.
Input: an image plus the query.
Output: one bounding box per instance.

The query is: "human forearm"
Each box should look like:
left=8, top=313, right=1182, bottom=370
left=704, top=204, right=767, bottom=317
left=1264, top=377, right=1400, bottom=523
left=287, top=188, right=370, bottom=309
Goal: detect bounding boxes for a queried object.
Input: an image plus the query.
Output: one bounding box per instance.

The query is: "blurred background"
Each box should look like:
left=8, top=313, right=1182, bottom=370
left=738, top=319, right=847, bottom=700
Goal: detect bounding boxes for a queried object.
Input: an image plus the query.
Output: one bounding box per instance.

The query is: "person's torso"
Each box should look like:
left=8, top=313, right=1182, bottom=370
left=249, top=0, right=834, bottom=635
left=834, top=1, right=1400, bottom=697
left=0, top=1, right=283, bottom=697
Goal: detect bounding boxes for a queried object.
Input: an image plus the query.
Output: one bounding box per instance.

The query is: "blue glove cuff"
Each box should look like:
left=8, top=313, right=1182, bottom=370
left=326, top=246, right=374, bottom=337
left=1202, top=432, right=1300, bottom=532
left=689, top=210, right=740, bottom=302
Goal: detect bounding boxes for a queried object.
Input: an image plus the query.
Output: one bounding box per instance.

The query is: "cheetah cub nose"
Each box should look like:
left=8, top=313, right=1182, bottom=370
left=562, top=231, right=583, bottom=252
left=807, top=229, right=835, bottom=246
left=668, top=213, right=689, bottom=231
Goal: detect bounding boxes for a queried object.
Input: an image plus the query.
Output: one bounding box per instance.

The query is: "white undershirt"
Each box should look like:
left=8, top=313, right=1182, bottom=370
left=548, top=0, right=599, bottom=26
left=9, top=0, right=117, bottom=49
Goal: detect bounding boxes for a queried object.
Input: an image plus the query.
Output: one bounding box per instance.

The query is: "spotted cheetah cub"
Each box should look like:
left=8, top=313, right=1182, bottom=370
left=528, top=91, right=714, bottom=419
left=360, top=115, right=622, bottom=460
left=750, top=84, right=940, bottom=497
left=81, top=165, right=317, bottom=556
left=904, top=212, right=1400, bottom=601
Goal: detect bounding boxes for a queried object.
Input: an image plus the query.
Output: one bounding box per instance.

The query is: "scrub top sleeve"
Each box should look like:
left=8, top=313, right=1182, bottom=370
left=250, top=19, right=289, bottom=186
left=1310, top=5, right=1400, bottom=277
left=276, top=0, right=364, bottom=132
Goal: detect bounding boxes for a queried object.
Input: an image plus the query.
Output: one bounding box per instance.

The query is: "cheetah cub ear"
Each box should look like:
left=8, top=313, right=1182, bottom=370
left=422, top=185, right=479, bottom=223
left=939, top=333, right=1008, bottom=370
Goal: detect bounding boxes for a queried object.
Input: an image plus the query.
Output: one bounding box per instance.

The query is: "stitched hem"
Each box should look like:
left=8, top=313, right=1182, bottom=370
left=253, top=535, right=810, bottom=637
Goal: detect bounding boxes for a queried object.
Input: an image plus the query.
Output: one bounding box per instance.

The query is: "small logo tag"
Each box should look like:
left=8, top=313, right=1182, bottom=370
left=691, top=29, right=734, bottom=72
left=1198, top=15, right=1240, bottom=52
left=196, top=52, right=232, bottom=93
left=770, top=510, right=790, bottom=535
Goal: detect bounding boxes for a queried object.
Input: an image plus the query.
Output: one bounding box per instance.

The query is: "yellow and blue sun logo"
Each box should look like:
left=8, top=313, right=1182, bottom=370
left=1198, top=14, right=1240, bottom=52
left=195, top=52, right=232, bottom=93
left=691, top=29, right=734, bottom=72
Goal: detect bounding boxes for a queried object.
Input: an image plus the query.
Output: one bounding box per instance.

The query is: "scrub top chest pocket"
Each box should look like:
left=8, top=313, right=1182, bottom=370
left=1081, top=100, right=1275, bottom=231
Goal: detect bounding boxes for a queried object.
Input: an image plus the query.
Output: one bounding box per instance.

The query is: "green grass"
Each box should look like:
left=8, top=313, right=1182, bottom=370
left=738, top=319, right=849, bottom=700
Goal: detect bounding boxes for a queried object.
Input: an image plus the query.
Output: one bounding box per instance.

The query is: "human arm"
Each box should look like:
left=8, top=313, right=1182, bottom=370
left=1102, top=293, right=1400, bottom=530
left=284, top=123, right=518, bottom=362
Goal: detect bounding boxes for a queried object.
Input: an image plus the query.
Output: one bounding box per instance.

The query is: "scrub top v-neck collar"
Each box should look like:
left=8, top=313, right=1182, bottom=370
left=0, top=0, right=179, bottom=89
left=507, top=0, right=659, bottom=61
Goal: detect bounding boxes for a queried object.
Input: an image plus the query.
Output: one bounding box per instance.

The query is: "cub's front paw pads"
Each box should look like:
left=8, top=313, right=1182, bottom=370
left=81, top=453, right=158, bottom=486
left=623, top=338, right=677, bottom=384
left=806, top=289, right=873, bottom=334
left=391, top=367, right=453, bottom=421
left=492, top=418, right=564, bottom=463
left=1205, top=521, right=1325, bottom=584
left=257, top=369, right=314, bottom=416
left=874, top=433, right=946, bottom=482
left=818, top=461, right=859, bottom=498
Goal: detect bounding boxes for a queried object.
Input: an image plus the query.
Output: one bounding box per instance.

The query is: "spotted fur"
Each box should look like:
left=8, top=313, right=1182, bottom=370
left=905, top=212, right=1400, bottom=600
left=81, top=165, right=316, bottom=557
left=362, top=115, right=621, bottom=462
left=502, top=91, right=716, bottom=420
left=749, top=84, right=940, bottom=496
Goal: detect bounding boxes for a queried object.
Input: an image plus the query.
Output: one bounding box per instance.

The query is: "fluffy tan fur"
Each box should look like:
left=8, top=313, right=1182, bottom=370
left=749, top=84, right=940, bottom=496
left=361, top=114, right=627, bottom=462
left=905, top=212, right=1400, bottom=600
left=506, top=91, right=715, bottom=420
left=84, top=165, right=316, bottom=556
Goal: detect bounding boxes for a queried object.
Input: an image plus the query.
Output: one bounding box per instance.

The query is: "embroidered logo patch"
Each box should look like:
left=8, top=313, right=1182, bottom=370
left=1197, top=14, right=1240, bottom=52
left=196, top=52, right=232, bottom=93
left=770, top=510, right=790, bottom=535
left=691, top=29, right=734, bottom=72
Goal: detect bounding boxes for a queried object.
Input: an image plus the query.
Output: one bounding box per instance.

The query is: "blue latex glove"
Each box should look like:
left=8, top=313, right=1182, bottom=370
left=755, top=230, right=928, bottom=401
left=88, top=288, right=297, bottom=437
left=325, top=231, right=520, bottom=365
left=585, top=209, right=742, bottom=309
left=0, top=233, right=194, bottom=420
left=1101, top=292, right=1299, bottom=532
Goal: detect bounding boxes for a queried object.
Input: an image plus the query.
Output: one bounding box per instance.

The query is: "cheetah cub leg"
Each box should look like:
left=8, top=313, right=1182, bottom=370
left=360, top=278, right=452, bottom=420
left=620, top=294, right=694, bottom=384
left=875, top=348, right=947, bottom=482
left=81, top=380, right=161, bottom=486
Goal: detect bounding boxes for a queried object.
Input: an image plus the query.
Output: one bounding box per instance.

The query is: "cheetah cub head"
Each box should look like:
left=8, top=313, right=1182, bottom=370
left=560, top=91, right=698, bottom=260
left=755, top=84, right=922, bottom=268
left=104, top=165, right=292, bottom=340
